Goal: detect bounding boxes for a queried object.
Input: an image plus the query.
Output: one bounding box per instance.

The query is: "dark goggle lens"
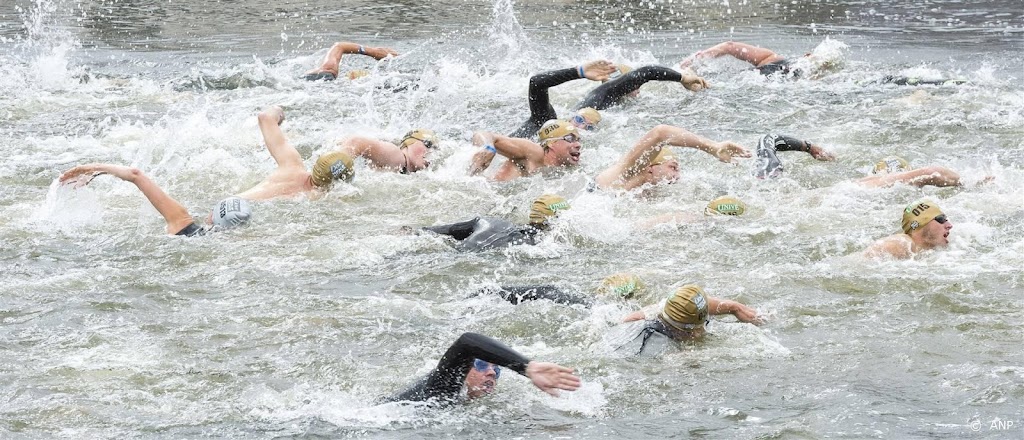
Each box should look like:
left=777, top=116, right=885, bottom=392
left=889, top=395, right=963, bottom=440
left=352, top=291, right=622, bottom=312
left=473, top=359, right=501, bottom=378
left=933, top=214, right=948, bottom=224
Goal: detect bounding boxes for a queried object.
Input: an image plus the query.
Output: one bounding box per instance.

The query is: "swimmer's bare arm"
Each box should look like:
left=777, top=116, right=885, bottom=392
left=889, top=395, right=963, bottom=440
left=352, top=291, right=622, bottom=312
left=469, top=131, right=542, bottom=175
left=858, top=166, right=961, bottom=188
left=680, top=41, right=784, bottom=69
left=257, top=106, right=304, bottom=170
left=597, top=125, right=750, bottom=187
left=707, top=296, right=764, bottom=325
left=338, top=136, right=404, bottom=170
left=621, top=310, right=645, bottom=323
left=59, top=164, right=193, bottom=234
left=307, top=42, right=398, bottom=76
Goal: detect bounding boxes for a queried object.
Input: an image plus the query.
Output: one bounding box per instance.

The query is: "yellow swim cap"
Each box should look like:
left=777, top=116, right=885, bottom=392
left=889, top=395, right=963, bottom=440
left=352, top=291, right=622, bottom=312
left=310, top=151, right=355, bottom=187
left=873, top=156, right=910, bottom=174
left=399, top=129, right=439, bottom=150
left=537, top=120, right=579, bottom=146
left=598, top=273, right=646, bottom=299
left=529, top=194, right=570, bottom=227
left=649, top=147, right=677, bottom=166
left=705, top=196, right=746, bottom=216
left=616, top=64, right=634, bottom=76
left=901, top=199, right=944, bottom=234
left=576, top=107, right=601, bottom=125
left=347, top=69, right=371, bottom=80
left=659, top=285, right=709, bottom=332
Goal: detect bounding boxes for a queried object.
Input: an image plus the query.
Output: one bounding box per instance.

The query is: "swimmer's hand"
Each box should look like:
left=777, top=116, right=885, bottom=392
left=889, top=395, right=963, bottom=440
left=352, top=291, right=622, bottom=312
left=525, top=361, right=581, bottom=397
left=715, top=299, right=765, bottom=325
left=808, top=144, right=835, bottom=161
left=582, top=60, right=617, bottom=82
left=713, top=141, right=752, bottom=163
left=368, top=46, right=399, bottom=60
left=59, top=163, right=137, bottom=187
left=680, top=70, right=709, bottom=91
left=259, top=106, right=285, bottom=125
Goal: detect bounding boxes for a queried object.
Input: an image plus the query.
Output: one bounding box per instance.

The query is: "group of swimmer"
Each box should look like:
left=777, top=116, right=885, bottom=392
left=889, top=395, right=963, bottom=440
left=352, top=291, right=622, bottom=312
left=57, top=39, right=977, bottom=406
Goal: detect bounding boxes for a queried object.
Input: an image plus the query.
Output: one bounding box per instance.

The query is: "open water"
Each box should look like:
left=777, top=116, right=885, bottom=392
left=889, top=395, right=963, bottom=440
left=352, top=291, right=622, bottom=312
left=1, top=0, right=1022, bottom=438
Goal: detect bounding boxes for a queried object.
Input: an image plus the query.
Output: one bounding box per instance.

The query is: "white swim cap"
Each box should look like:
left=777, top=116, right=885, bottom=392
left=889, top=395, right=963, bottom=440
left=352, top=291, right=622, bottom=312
left=212, top=197, right=252, bottom=229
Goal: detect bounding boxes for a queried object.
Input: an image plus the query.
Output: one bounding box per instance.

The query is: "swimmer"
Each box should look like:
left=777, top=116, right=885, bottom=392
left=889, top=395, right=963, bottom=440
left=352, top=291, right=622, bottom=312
left=477, top=273, right=648, bottom=307
left=752, top=133, right=835, bottom=179
left=469, top=120, right=583, bottom=180
left=615, top=285, right=763, bottom=355
left=58, top=164, right=251, bottom=236
left=638, top=195, right=748, bottom=228
left=509, top=61, right=709, bottom=139
left=235, top=106, right=356, bottom=200
left=864, top=199, right=953, bottom=259
left=302, top=41, right=398, bottom=81
left=420, top=194, right=569, bottom=252
left=384, top=332, right=581, bottom=405
left=679, top=41, right=805, bottom=77
left=338, top=129, right=439, bottom=174
left=857, top=156, right=962, bottom=188
left=595, top=125, right=751, bottom=190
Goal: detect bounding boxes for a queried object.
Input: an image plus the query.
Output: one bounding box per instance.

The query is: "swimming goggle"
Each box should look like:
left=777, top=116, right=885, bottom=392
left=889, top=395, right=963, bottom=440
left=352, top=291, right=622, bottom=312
left=932, top=214, right=948, bottom=224
left=401, top=134, right=438, bottom=150
left=472, top=359, right=501, bottom=378
left=571, top=115, right=596, bottom=131
left=550, top=133, right=581, bottom=144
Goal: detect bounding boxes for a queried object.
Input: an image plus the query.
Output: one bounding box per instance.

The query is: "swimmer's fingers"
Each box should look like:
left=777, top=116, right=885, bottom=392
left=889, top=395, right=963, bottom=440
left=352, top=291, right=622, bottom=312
left=378, top=46, right=399, bottom=58
left=59, top=166, right=105, bottom=187
left=716, top=142, right=752, bottom=163
left=809, top=145, right=835, bottom=161
left=527, top=361, right=582, bottom=396
left=583, top=60, right=616, bottom=82
left=681, top=73, right=709, bottom=92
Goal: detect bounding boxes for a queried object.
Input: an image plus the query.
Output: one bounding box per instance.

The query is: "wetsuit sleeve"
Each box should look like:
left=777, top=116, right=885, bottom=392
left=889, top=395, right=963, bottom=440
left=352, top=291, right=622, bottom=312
left=387, top=332, right=531, bottom=403
left=490, top=285, right=592, bottom=306
left=574, top=65, right=683, bottom=110
left=772, top=134, right=812, bottom=153
left=421, top=218, right=482, bottom=241
left=509, top=67, right=581, bottom=138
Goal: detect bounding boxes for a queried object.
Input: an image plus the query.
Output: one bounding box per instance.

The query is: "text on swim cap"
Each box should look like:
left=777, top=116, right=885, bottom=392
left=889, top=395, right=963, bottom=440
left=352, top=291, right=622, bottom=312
left=907, top=203, right=930, bottom=216
left=330, top=161, right=348, bottom=178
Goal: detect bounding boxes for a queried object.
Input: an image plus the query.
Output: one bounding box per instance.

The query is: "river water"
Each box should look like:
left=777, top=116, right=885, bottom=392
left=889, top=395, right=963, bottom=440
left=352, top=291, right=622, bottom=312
left=1, top=0, right=1022, bottom=438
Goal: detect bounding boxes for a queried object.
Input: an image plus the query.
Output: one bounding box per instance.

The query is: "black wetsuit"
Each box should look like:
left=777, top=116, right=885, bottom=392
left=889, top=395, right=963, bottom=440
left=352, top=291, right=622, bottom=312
left=302, top=72, right=337, bottom=81
left=509, top=65, right=685, bottom=139
left=477, top=285, right=593, bottom=307
left=752, top=133, right=813, bottom=179
left=422, top=217, right=539, bottom=252
left=174, top=222, right=207, bottom=237
left=385, top=332, right=530, bottom=404
left=879, top=75, right=968, bottom=86
left=573, top=65, right=683, bottom=111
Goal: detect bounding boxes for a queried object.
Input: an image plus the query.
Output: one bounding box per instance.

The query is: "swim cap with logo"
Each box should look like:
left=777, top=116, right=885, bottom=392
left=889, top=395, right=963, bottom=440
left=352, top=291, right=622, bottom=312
left=311, top=151, right=355, bottom=187
left=537, top=120, right=579, bottom=146
left=576, top=107, right=601, bottom=125
left=659, top=285, right=709, bottom=332
left=705, top=196, right=746, bottom=216
left=598, top=273, right=646, bottom=299
left=901, top=200, right=944, bottom=234
left=347, top=69, right=371, bottom=80
left=649, top=147, right=677, bottom=166
left=399, top=129, right=439, bottom=150
left=872, top=156, right=910, bottom=174
left=529, top=194, right=570, bottom=226
left=211, top=197, right=252, bottom=229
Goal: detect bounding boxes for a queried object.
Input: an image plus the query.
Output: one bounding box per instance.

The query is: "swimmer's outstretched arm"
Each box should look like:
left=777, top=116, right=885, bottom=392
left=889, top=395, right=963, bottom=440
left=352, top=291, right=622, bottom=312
left=767, top=134, right=835, bottom=161
left=337, top=136, right=405, bottom=171
left=468, top=131, right=542, bottom=175
left=707, top=296, right=763, bottom=325
left=857, top=165, right=961, bottom=188
left=59, top=164, right=194, bottom=234
left=510, top=60, right=616, bottom=138
left=679, top=41, right=784, bottom=69
left=574, top=65, right=708, bottom=111
left=257, top=106, right=304, bottom=170
left=306, top=42, right=398, bottom=77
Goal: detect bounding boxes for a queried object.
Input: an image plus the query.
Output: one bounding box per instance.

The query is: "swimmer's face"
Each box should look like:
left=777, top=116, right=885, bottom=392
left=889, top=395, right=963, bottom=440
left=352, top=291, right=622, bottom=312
left=465, top=360, right=499, bottom=399
left=404, top=140, right=436, bottom=172
left=647, top=159, right=680, bottom=185
left=545, top=134, right=582, bottom=166
left=571, top=114, right=598, bottom=131
left=916, top=214, right=952, bottom=249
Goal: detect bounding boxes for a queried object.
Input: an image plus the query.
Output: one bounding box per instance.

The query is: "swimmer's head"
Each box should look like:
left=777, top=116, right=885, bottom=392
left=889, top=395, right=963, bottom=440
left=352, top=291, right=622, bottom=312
left=572, top=107, right=601, bottom=131
left=598, top=273, right=646, bottom=299
left=901, top=199, right=944, bottom=235
left=399, top=129, right=439, bottom=150
left=465, top=358, right=501, bottom=399
left=210, top=197, right=252, bottom=230
left=538, top=120, right=582, bottom=166
left=872, top=156, right=910, bottom=174
left=311, top=151, right=356, bottom=188
left=705, top=196, right=746, bottom=216
left=347, top=69, right=371, bottom=80
left=659, top=285, right=709, bottom=338
left=646, top=147, right=680, bottom=184
left=529, top=194, right=570, bottom=228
